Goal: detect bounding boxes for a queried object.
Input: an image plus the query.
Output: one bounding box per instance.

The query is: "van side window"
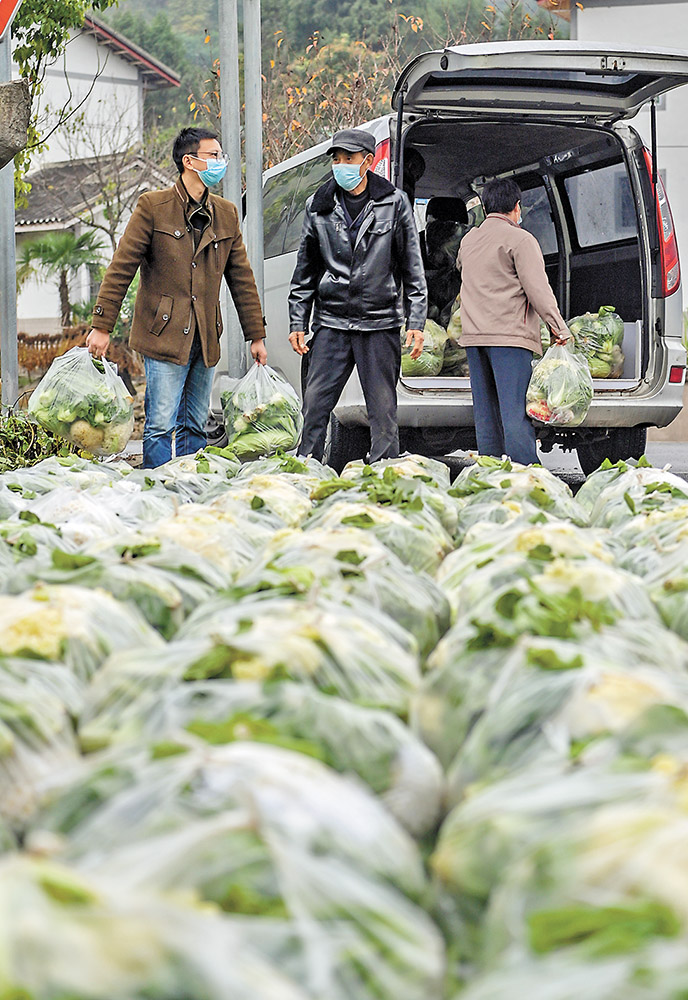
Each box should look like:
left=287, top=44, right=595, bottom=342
left=564, top=162, right=638, bottom=248
left=263, top=166, right=302, bottom=259
left=520, top=184, right=557, bottom=256
left=284, top=155, right=332, bottom=253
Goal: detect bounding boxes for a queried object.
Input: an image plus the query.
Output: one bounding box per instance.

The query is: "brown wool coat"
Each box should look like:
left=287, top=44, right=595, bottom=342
left=92, top=179, right=265, bottom=368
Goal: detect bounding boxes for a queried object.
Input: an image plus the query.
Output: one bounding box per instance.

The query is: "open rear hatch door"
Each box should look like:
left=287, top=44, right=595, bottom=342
left=392, top=41, right=688, bottom=122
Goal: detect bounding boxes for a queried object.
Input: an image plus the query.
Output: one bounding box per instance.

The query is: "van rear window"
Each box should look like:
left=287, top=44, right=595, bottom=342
left=564, top=162, right=638, bottom=248
left=521, top=185, right=557, bottom=256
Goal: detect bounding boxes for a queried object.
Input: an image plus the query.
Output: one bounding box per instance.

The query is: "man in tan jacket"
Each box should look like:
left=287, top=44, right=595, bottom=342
left=457, top=177, right=569, bottom=466
left=87, top=127, right=266, bottom=468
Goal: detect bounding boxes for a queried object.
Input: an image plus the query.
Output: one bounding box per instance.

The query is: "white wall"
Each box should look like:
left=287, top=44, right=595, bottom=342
left=15, top=27, right=144, bottom=331
left=575, top=2, right=688, bottom=306
left=34, top=30, right=142, bottom=166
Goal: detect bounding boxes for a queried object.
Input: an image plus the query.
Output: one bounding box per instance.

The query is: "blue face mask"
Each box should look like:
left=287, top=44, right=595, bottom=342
left=332, top=162, right=368, bottom=191
left=194, top=157, right=228, bottom=188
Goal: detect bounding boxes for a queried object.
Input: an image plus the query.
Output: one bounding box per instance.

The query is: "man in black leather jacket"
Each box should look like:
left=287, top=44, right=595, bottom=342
left=288, top=128, right=427, bottom=463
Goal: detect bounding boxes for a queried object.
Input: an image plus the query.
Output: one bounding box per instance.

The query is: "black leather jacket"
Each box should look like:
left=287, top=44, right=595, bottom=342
left=288, top=171, right=427, bottom=334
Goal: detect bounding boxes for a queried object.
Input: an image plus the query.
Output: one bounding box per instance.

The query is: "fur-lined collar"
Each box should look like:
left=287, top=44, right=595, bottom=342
left=311, top=171, right=397, bottom=214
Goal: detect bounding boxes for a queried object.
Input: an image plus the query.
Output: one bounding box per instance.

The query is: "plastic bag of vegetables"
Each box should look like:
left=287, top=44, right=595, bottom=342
left=221, top=364, right=302, bottom=461
left=28, top=347, right=134, bottom=455
left=177, top=594, right=422, bottom=714
left=401, top=320, right=448, bottom=377
left=526, top=344, right=593, bottom=426
left=35, top=744, right=446, bottom=1000
left=567, top=305, right=625, bottom=379
left=0, top=853, right=310, bottom=1000
left=82, top=679, right=443, bottom=836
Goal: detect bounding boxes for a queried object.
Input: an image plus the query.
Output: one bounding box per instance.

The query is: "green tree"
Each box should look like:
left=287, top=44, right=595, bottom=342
left=18, top=231, right=106, bottom=327
left=11, top=0, right=120, bottom=204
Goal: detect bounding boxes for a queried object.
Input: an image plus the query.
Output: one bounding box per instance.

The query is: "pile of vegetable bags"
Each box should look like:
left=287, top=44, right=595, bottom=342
left=0, top=444, right=687, bottom=997
left=221, top=363, right=303, bottom=461
left=567, top=305, right=625, bottom=379
left=28, top=346, right=134, bottom=455
left=526, top=343, right=594, bottom=426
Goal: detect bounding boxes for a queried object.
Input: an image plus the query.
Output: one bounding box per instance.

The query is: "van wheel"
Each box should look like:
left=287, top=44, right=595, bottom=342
left=576, top=427, right=648, bottom=477
left=324, top=415, right=370, bottom=473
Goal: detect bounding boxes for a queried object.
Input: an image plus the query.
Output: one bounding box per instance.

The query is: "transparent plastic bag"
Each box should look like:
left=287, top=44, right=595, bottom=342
left=306, top=497, right=453, bottom=575
left=0, top=853, right=311, bottom=1000
left=567, top=305, right=625, bottom=379
left=221, top=473, right=313, bottom=528
left=177, top=594, right=422, bottom=714
left=526, top=343, right=593, bottom=427
left=0, top=584, right=163, bottom=681
left=33, top=743, right=445, bottom=1000
left=585, top=464, right=688, bottom=529
left=449, top=457, right=587, bottom=526
left=28, top=346, right=134, bottom=455
left=445, top=637, right=688, bottom=802
left=233, top=526, right=451, bottom=658
left=84, top=679, right=442, bottom=836
left=457, top=941, right=688, bottom=1000
left=401, top=320, right=448, bottom=377
left=437, top=520, right=614, bottom=618
left=7, top=551, right=215, bottom=641
left=221, top=364, right=303, bottom=461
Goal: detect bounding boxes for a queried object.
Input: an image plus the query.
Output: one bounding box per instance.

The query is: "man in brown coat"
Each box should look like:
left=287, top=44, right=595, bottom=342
left=87, top=127, right=266, bottom=468
left=457, top=177, right=570, bottom=466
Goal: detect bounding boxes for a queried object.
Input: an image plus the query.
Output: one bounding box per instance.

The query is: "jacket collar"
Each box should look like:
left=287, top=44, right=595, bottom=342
left=311, top=170, right=397, bottom=215
left=486, top=212, right=519, bottom=228
left=174, top=178, right=218, bottom=257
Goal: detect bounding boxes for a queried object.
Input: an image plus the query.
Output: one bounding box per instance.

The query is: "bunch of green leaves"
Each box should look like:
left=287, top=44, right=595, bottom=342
left=0, top=413, right=77, bottom=473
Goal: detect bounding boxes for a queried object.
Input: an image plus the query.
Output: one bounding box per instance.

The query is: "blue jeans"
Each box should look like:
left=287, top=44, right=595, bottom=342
left=466, top=345, right=539, bottom=466
left=142, top=335, right=216, bottom=468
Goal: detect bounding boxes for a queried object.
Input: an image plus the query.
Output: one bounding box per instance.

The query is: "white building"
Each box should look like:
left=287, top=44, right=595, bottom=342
left=540, top=0, right=688, bottom=309
left=15, top=15, right=179, bottom=333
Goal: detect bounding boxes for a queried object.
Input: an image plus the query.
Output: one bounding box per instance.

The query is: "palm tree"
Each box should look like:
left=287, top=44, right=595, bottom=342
left=18, top=230, right=105, bottom=327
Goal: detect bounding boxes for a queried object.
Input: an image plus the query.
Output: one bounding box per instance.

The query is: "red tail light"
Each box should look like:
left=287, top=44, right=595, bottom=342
left=372, top=138, right=390, bottom=180
left=669, top=365, right=685, bottom=384
left=644, top=148, right=681, bottom=297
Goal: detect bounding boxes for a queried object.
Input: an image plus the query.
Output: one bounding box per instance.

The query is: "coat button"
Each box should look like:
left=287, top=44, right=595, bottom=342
left=191, top=261, right=197, bottom=268
left=183, top=327, right=190, bottom=335
left=162, top=314, right=169, bottom=321
left=186, top=226, right=191, bottom=232
left=191, top=294, right=197, bottom=302
left=174, top=230, right=181, bottom=238
left=214, top=242, right=218, bottom=249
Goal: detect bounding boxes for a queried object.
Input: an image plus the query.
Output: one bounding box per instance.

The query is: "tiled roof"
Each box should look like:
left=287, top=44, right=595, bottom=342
left=82, top=15, right=181, bottom=90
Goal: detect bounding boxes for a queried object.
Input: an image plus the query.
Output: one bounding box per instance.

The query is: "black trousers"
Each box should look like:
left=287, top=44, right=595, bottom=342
left=299, top=326, right=401, bottom=464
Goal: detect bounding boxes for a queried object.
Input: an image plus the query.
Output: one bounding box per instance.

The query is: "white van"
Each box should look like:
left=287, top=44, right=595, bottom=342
left=212, top=41, right=688, bottom=473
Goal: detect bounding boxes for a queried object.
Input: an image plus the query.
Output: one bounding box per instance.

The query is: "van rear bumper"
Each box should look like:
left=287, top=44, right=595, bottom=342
left=333, top=340, right=686, bottom=431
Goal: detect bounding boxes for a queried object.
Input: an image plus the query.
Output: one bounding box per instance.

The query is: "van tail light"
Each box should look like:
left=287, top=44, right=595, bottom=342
left=643, top=148, right=681, bottom=297
left=669, top=365, right=685, bottom=384
left=372, top=138, right=390, bottom=180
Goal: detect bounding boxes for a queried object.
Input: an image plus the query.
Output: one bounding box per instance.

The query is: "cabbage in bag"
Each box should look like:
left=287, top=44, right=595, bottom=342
left=221, top=364, right=303, bottom=461
left=401, top=320, right=448, bottom=377
left=526, top=344, right=593, bottom=426
left=28, top=347, right=134, bottom=456
left=567, top=305, right=625, bottom=379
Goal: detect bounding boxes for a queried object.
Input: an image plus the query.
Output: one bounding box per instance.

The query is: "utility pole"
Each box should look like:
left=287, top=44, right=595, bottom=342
left=242, top=0, right=264, bottom=305
left=0, top=26, right=18, bottom=412
left=217, top=0, right=246, bottom=380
